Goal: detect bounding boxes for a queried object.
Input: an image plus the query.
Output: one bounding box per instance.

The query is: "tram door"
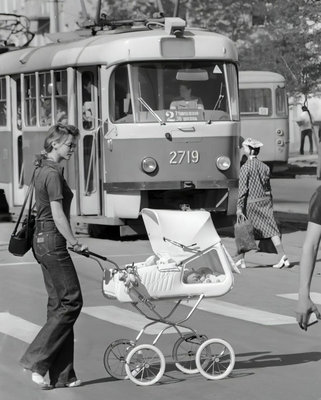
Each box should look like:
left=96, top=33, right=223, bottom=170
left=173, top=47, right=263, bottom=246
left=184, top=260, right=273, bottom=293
left=11, top=77, right=24, bottom=206
left=77, top=68, right=101, bottom=215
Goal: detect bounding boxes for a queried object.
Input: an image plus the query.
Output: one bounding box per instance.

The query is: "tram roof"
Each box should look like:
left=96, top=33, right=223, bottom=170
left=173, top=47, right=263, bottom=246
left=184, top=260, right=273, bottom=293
left=0, top=27, right=238, bottom=75
left=239, top=70, right=285, bottom=84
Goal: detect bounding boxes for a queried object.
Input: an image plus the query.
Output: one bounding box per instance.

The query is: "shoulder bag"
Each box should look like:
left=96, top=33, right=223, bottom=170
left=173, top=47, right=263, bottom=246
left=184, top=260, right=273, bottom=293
left=8, top=170, right=36, bottom=256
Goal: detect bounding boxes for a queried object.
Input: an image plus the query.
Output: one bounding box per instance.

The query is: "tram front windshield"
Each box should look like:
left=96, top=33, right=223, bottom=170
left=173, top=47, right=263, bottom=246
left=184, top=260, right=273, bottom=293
left=110, top=61, right=238, bottom=123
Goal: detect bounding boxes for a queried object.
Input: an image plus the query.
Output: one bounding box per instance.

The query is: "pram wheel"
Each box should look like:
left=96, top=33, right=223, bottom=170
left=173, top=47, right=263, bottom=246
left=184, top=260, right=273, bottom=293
left=125, top=344, right=165, bottom=386
left=172, top=333, right=208, bottom=374
left=196, top=338, right=235, bottom=380
left=103, top=339, right=135, bottom=379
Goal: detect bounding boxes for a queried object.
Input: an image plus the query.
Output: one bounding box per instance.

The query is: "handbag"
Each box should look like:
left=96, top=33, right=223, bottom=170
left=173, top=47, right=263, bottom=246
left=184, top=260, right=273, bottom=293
left=8, top=170, right=36, bottom=256
left=234, top=214, right=258, bottom=254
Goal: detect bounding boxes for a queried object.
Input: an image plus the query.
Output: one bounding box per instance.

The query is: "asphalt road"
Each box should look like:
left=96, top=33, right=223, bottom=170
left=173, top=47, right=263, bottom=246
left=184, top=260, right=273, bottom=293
left=1, top=163, right=321, bottom=400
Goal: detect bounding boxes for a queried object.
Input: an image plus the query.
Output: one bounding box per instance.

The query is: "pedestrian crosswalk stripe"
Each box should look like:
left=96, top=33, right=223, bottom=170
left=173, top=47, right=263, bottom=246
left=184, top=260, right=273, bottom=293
left=82, top=305, right=189, bottom=334
left=182, top=298, right=296, bottom=325
left=278, top=292, right=321, bottom=304
left=0, top=312, right=40, bottom=343
left=0, top=298, right=298, bottom=345
left=0, top=262, right=38, bottom=266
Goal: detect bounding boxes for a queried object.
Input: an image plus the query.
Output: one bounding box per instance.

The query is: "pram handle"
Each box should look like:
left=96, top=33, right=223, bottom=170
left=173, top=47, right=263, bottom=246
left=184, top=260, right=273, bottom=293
left=68, top=247, right=120, bottom=270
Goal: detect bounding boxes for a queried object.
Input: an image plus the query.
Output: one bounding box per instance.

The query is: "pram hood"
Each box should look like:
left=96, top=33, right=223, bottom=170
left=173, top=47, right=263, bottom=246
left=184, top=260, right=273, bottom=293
left=141, top=208, right=221, bottom=263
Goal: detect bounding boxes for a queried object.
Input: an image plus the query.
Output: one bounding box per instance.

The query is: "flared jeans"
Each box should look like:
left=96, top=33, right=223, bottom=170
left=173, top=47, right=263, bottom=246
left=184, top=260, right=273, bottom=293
left=20, top=222, right=83, bottom=386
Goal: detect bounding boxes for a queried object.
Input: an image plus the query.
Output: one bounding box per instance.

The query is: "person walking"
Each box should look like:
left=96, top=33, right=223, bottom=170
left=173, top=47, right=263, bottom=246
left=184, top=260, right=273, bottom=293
left=20, top=123, right=87, bottom=390
left=297, top=105, right=314, bottom=155
left=296, top=185, right=321, bottom=330
left=234, top=137, right=290, bottom=269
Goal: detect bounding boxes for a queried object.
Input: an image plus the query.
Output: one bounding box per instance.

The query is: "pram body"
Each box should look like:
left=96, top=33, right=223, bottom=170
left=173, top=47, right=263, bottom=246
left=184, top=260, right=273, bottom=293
left=103, top=208, right=234, bottom=302
left=87, top=209, right=236, bottom=386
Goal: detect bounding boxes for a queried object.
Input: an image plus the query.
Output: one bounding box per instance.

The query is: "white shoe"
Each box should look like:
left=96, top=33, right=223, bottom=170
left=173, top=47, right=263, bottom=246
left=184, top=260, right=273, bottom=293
left=235, top=259, right=246, bottom=269
left=31, top=372, right=53, bottom=390
left=273, top=255, right=290, bottom=269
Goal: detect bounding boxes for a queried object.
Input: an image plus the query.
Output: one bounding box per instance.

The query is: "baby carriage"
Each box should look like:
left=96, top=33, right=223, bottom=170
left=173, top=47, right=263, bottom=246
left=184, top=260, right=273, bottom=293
left=82, top=208, right=236, bottom=386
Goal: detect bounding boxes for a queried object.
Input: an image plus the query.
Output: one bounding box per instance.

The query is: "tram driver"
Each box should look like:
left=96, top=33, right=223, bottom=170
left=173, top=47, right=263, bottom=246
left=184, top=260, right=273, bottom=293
left=170, top=83, right=204, bottom=110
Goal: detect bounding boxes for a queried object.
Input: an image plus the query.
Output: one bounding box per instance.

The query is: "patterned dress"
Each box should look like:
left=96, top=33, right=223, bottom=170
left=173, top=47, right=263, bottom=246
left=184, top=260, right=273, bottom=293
left=237, top=156, right=280, bottom=239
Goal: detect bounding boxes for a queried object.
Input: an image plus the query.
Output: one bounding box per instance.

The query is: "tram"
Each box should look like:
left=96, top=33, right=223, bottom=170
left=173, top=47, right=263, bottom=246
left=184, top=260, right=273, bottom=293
left=0, top=15, right=240, bottom=235
left=239, top=71, right=289, bottom=172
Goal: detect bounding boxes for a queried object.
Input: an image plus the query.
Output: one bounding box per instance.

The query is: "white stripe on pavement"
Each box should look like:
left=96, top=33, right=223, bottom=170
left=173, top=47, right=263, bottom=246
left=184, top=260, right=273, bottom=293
left=182, top=298, right=296, bottom=325
left=278, top=292, right=321, bottom=304
left=0, top=296, right=299, bottom=345
left=82, top=305, right=189, bottom=334
left=0, top=262, right=38, bottom=266
left=0, top=312, right=40, bottom=343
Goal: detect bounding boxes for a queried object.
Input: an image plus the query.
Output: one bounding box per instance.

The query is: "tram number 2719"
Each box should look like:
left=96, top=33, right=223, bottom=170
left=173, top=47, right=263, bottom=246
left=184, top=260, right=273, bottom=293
left=169, top=150, right=200, bottom=165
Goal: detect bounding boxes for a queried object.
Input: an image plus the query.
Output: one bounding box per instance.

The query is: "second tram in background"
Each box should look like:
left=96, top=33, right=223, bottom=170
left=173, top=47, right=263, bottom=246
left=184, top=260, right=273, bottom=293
left=239, top=71, right=289, bottom=172
left=0, top=17, right=240, bottom=236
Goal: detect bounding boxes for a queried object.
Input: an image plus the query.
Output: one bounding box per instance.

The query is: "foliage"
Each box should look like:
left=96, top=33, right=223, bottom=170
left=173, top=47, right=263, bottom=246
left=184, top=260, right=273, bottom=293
left=79, top=0, right=321, bottom=96
left=182, top=0, right=321, bottom=96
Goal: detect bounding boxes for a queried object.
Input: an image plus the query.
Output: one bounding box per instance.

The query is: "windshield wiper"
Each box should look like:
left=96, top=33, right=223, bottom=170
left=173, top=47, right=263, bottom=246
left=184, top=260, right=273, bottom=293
left=206, top=82, right=225, bottom=124
left=137, top=97, right=165, bottom=125
left=213, top=82, right=224, bottom=111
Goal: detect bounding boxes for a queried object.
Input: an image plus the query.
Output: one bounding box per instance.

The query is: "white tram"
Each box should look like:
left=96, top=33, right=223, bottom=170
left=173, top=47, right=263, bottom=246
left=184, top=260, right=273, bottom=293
left=0, top=17, right=240, bottom=235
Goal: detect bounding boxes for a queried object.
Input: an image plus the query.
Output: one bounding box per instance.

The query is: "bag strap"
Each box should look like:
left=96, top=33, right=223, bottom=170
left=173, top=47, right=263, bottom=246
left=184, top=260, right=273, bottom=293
left=12, top=169, right=36, bottom=235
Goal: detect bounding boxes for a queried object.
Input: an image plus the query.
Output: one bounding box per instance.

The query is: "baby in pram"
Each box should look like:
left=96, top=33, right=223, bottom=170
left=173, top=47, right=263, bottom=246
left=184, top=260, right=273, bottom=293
left=183, top=267, right=224, bottom=284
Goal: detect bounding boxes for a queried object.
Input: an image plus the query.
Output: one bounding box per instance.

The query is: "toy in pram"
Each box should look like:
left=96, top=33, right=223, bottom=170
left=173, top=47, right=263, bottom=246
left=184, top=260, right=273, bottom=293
left=79, top=208, right=237, bottom=386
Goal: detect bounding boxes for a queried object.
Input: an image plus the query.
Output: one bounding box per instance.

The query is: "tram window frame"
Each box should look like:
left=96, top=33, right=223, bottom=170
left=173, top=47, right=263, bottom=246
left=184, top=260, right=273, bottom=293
left=225, top=63, right=239, bottom=121
left=24, top=73, right=37, bottom=127
left=81, top=71, right=96, bottom=130
left=54, top=70, right=68, bottom=124
left=83, top=135, right=97, bottom=195
left=39, top=71, right=53, bottom=127
left=0, top=77, right=7, bottom=127
left=275, top=86, right=287, bottom=116
left=16, top=77, right=22, bottom=130
left=239, top=88, right=272, bottom=117
left=109, top=61, right=234, bottom=124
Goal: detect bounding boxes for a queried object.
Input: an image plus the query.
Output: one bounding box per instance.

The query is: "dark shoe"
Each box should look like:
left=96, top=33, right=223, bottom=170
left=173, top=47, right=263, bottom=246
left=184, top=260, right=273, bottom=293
left=55, top=379, right=82, bottom=388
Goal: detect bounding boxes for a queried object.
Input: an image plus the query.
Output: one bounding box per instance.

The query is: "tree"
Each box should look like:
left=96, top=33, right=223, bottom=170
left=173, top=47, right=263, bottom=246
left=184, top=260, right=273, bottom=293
left=183, top=0, right=321, bottom=96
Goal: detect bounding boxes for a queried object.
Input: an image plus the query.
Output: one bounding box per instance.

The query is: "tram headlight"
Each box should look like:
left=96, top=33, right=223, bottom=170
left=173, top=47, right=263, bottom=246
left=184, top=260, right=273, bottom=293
left=276, top=129, right=284, bottom=136
left=276, top=139, right=284, bottom=146
left=216, top=156, right=231, bottom=171
left=141, top=157, right=158, bottom=174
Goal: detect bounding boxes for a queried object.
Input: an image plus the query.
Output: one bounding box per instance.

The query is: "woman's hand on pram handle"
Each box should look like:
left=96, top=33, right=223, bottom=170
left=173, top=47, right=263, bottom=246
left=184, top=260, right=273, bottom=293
left=71, top=241, right=88, bottom=253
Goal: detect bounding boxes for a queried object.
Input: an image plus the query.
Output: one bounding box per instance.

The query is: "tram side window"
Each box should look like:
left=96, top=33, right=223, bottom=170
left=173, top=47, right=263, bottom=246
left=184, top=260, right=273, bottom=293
left=24, top=74, right=37, bottom=126
left=82, top=71, right=94, bottom=129
left=16, top=78, right=22, bottom=130
left=239, top=89, right=272, bottom=116
left=39, top=72, right=52, bottom=126
left=110, top=65, right=131, bottom=123
left=54, top=70, right=68, bottom=124
left=0, top=77, right=6, bottom=126
left=83, top=135, right=96, bottom=194
left=276, top=87, right=287, bottom=116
